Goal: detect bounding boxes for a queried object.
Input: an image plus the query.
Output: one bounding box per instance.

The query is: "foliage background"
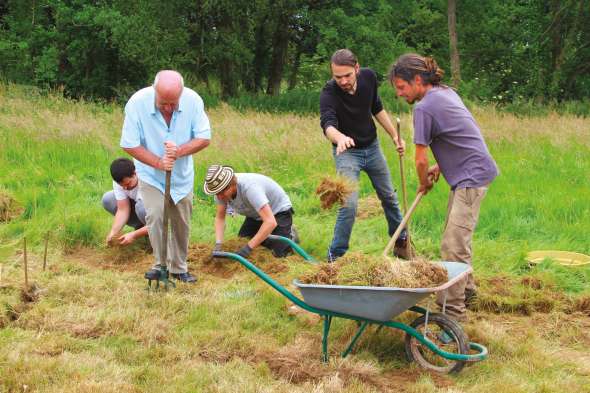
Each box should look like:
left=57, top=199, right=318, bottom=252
left=1, top=0, right=590, bottom=110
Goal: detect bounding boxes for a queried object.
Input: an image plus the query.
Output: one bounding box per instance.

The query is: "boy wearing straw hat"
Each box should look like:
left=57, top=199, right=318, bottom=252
left=204, top=165, right=297, bottom=258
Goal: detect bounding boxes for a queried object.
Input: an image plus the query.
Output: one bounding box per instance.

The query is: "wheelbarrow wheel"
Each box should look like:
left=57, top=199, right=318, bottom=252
left=405, top=313, right=469, bottom=373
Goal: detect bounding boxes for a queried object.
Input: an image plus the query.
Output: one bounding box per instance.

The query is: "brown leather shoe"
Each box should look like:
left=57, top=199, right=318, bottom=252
left=393, top=238, right=414, bottom=260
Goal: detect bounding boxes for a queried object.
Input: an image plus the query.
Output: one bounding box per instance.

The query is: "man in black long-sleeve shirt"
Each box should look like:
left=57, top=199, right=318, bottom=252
left=320, top=49, right=409, bottom=261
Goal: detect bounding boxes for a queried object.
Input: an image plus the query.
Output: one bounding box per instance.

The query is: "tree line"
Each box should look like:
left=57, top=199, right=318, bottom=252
left=1, top=0, right=589, bottom=104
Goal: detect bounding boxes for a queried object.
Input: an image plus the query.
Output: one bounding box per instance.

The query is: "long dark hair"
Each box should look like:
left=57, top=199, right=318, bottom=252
left=388, top=53, right=444, bottom=86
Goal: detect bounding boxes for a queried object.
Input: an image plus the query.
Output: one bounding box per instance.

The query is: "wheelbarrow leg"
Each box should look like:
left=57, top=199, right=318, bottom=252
left=342, top=321, right=369, bottom=358
left=322, top=315, right=332, bottom=363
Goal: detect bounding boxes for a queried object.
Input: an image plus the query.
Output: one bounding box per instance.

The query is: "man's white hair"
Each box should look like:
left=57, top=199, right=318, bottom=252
left=153, top=70, right=184, bottom=88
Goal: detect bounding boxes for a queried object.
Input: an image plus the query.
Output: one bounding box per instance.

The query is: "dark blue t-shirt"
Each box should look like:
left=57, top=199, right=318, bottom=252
left=320, top=68, right=384, bottom=148
left=413, top=87, right=498, bottom=189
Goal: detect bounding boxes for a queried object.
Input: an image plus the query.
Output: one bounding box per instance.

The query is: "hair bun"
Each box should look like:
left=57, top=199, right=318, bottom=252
left=424, top=57, right=444, bottom=84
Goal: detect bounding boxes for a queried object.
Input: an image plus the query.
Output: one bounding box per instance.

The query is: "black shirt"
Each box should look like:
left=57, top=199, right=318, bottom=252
left=319, top=68, right=384, bottom=148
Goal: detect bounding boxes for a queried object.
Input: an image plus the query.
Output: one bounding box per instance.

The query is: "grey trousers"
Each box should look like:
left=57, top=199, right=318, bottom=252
left=140, top=181, right=193, bottom=274
left=436, top=187, right=488, bottom=319
left=102, top=191, right=146, bottom=230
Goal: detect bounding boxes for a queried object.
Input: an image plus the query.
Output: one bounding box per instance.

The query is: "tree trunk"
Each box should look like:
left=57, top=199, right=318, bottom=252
left=220, top=60, right=237, bottom=100
left=251, top=21, right=269, bottom=92
left=548, top=0, right=586, bottom=99
left=288, top=46, right=302, bottom=90
left=447, top=0, right=461, bottom=88
left=266, top=9, right=291, bottom=95
left=217, top=10, right=238, bottom=99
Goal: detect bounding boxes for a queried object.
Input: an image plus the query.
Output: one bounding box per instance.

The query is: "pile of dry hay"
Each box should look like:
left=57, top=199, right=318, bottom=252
left=0, top=191, right=23, bottom=223
left=300, top=252, right=448, bottom=288
left=316, top=177, right=355, bottom=209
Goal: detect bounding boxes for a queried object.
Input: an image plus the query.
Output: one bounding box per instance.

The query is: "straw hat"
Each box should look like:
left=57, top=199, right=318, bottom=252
left=203, top=164, right=235, bottom=195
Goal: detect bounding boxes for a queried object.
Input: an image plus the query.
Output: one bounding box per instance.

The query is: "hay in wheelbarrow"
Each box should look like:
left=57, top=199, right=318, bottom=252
left=300, top=252, right=448, bottom=288
left=316, top=176, right=356, bottom=210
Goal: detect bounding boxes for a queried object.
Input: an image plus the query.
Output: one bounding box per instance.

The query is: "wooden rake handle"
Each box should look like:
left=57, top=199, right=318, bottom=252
left=382, top=192, right=424, bottom=257
left=395, top=117, right=412, bottom=258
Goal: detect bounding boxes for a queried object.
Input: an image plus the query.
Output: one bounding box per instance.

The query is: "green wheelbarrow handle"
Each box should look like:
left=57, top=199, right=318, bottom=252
left=266, top=234, right=317, bottom=263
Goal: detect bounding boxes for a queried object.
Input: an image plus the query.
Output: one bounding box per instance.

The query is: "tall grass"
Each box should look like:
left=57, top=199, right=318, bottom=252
left=1, top=82, right=590, bottom=392
left=1, top=83, right=589, bottom=280
left=220, top=82, right=590, bottom=118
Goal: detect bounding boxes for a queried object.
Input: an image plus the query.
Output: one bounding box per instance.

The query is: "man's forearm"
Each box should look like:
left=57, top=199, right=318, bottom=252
left=214, top=216, right=225, bottom=243
left=415, top=158, right=430, bottom=186
left=110, top=208, right=130, bottom=235
left=248, top=220, right=276, bottom=249
left=130, top=226, right=149, bottom=239
left=123, top=146, right=163, bottom=170
left=178, top=138, right=210, bottom=157
left=374, top=110, right=398, bottom=143
left=325, top=126, right=345, bottom=144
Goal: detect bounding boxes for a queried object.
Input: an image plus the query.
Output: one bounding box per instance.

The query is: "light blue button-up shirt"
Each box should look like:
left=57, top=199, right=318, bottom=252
left=120, top=86, right=211, bottom=204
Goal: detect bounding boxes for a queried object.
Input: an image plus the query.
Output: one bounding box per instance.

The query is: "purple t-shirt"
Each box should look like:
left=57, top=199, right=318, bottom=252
left=413, top=87, right=498, bottom=189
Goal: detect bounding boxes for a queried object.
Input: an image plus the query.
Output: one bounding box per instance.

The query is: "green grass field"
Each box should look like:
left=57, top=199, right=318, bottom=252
left=1, top=83, right=589, bottom=392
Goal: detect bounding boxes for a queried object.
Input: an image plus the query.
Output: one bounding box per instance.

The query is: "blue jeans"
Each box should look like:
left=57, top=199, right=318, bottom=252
left=328, top=139, right=406, bottom=259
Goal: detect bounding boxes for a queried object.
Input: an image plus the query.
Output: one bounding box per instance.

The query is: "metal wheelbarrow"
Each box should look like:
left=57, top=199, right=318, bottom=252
left=213, top=235, right=488, bottom=373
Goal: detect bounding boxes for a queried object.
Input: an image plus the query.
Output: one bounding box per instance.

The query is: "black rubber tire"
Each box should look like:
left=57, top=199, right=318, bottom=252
left=404, top=313, right=469, bottom=373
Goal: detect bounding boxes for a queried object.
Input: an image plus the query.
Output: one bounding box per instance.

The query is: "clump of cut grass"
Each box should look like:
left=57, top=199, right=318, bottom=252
left=316, top=176, right=355, bottom=210
left=472, top=274, right=569, bottom=315
left=0, top=190, right=23, bottom=223
left=106, top=231, right=124, bottom=247
left=564, top=295, right=590, bottom=316
left=20, top=282, right=43, bottom=303
left=300, top=252, right=448, bottom=288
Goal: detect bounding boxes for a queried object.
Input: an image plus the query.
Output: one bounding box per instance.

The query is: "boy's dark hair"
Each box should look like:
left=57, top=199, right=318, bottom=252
left=110, top=158, right=135, bottom=183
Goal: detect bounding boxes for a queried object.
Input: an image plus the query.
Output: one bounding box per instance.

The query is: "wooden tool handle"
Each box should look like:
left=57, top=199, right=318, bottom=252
left=383, top=192, right=423, bottom=257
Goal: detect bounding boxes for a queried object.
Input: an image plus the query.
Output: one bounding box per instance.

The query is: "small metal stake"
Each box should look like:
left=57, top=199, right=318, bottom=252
left=23, top=237, right=29, bottom=288
left=43, top=232, right=49, bottom=271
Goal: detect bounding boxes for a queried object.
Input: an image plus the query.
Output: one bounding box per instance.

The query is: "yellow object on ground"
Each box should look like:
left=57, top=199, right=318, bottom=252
left=526, top=250, right=590, bottom=266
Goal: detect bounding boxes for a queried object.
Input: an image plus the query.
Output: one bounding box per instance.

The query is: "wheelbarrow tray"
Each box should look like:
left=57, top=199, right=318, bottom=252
left=294, top=261, right=471, bottom=322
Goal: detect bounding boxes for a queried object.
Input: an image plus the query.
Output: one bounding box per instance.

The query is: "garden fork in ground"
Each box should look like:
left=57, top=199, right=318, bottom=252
left=147, top=170, right=176, bottom=291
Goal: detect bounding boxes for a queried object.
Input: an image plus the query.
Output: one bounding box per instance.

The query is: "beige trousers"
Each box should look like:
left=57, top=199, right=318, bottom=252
left=140, top=181, right=193, bottom=274
left=436, top=186, right=488, bottom=319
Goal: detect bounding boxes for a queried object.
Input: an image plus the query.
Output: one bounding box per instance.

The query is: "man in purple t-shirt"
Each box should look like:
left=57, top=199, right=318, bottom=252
left=389, top=53, right=498, bottom=322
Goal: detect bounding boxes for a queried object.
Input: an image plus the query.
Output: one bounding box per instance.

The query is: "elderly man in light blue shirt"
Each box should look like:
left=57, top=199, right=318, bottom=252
left=121, top=70, right=211, bottom=283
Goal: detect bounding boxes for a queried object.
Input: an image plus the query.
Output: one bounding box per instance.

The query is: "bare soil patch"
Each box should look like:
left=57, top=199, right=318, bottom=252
left=188, top=239, right=290, bottom=278
left=65, top=246, right=152, bottom=273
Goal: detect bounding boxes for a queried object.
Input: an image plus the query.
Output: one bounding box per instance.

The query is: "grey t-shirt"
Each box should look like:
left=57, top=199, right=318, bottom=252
left=215, top=173, right=292, bottom=220
left=413, top=87, right=498, bottom=189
